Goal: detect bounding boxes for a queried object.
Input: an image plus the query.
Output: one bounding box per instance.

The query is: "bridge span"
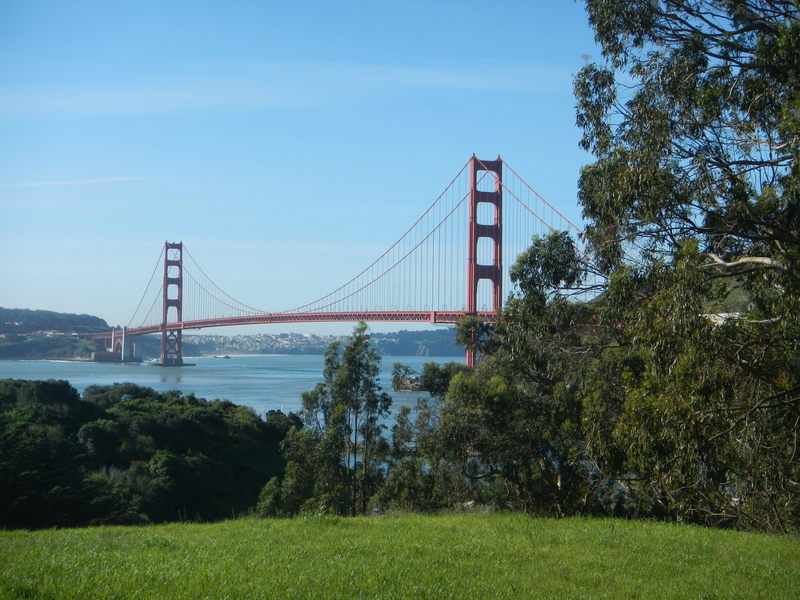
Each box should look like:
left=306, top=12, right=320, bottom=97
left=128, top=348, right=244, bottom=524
left=79, top=155, right=582, bottom=367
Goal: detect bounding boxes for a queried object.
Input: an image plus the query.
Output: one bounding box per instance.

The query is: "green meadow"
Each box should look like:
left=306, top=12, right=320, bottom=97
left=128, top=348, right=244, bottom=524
left=1, top=513, right=797, bottom=599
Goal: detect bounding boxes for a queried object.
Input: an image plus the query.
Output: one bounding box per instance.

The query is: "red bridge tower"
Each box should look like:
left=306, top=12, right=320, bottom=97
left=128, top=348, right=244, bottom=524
left=160, top=241, right=184, bottom=366
left=466, top=155, right=502, bottom=366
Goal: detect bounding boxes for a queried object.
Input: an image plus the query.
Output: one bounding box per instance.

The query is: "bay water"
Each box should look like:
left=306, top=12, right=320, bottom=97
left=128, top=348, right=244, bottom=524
left=0, top=354, right=456, bottom=418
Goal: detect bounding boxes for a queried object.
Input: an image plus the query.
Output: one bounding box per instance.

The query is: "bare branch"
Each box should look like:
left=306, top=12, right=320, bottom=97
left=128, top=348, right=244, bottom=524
left=703, top=253, right=785, bottom=270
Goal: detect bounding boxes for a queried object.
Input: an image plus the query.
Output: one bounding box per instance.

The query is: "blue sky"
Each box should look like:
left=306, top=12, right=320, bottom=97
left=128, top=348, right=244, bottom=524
left=0, top=1, right=600, bottom=335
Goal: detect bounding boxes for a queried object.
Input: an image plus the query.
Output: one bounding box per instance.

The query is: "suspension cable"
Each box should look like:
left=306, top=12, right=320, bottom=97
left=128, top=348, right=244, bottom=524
left=127, top=245, right=165, bottom=328
left=281, top=158, right=471, bottom=313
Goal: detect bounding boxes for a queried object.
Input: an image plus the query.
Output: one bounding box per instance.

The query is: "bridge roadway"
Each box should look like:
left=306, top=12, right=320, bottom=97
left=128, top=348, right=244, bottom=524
left=84, top=310, right=497, bottom=340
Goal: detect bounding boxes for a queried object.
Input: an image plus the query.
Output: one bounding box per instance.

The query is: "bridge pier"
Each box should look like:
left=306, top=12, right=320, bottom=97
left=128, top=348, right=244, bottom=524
left=118, top=328, right=139, bottom=362
left=85, top=328, right=140, bottom=362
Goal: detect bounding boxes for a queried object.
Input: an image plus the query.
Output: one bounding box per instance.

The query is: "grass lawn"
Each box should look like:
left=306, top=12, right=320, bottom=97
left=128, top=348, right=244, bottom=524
left=1, top=513, right=798, bottom=599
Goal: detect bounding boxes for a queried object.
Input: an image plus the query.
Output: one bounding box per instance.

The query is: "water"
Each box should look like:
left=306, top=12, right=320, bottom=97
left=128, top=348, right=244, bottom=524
left=0, top=354, right=456, bottom=417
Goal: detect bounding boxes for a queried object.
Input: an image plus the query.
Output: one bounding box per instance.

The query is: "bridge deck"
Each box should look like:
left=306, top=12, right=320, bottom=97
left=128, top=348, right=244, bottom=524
left=80, top=311, right=497, bottom=339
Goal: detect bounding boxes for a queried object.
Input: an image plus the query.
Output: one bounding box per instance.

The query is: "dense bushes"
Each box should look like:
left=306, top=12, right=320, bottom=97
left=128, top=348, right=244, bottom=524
left=0, top=380, right=291, bottom=529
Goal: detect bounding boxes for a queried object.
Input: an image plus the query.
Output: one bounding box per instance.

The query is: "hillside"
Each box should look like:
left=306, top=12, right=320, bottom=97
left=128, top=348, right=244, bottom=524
left=371, top=328, right=461, bottom=356
left=0, top=333, right=97, bottom=360
left=1, top=514, right=796, bottom=599
left=0, top=307, right=109, bottom=334
left=0, top=308, right=110, bottom=360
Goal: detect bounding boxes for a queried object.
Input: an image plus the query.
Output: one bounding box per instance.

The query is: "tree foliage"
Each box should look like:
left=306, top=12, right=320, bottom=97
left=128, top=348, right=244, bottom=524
left=432, top=233, right=605, bottom=515
left=376, top=234, right=607, bottom=516
left=0, top=380, right=290, bottom=529
left=572, top=0, right=800, bottom=531
left=260, top=323, right=392, bottom=517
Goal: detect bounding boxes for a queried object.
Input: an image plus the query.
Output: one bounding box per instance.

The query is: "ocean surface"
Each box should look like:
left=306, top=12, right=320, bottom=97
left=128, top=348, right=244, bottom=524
left=0, top=354, right=457, bottom=418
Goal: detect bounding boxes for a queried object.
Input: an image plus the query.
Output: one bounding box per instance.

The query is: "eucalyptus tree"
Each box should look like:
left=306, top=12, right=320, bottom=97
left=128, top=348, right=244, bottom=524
left=265, top=322, right=392, bottom=516
left=435, top=232, right=609, bottom=515
left=575, top=0, right=799, bottom=530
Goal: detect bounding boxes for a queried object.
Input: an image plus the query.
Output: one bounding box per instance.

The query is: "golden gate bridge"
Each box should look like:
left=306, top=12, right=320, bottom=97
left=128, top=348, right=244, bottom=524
left=85, top=156, right=583, bottom=366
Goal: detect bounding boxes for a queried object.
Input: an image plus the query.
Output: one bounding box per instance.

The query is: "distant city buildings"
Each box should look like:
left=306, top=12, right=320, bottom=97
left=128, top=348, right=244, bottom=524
left=183, top=332, right=345, bottom=355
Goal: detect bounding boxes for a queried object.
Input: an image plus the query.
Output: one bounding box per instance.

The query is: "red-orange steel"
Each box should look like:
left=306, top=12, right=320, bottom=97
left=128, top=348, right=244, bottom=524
left=81, top=311, right=497, bottom=341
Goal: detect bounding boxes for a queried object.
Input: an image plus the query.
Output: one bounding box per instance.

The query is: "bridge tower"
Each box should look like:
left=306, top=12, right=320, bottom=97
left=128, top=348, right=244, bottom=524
left=160, top=241, right=184, bottom=366
left=466, top=155, right=502, bottom=366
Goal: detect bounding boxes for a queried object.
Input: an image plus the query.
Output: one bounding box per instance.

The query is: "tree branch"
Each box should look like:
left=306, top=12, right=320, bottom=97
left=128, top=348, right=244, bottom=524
left=703, top=253, right=785, bottom=270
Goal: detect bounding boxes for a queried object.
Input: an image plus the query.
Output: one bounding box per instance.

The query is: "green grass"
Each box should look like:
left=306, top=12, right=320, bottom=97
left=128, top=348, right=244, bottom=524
left=1, top=514, right=798, bottom=599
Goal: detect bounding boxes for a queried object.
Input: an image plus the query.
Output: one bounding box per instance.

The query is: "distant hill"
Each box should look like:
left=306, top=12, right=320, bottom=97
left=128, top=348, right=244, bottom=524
left=0, top=307, right=109, bottom=334
left=370, top=328, right=461, bottom=356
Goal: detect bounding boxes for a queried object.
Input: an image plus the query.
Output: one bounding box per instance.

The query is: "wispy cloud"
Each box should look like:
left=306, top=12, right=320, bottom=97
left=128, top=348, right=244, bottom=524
left=0, top=176, right=146, bottom=189
left=0, top=59, right=572, bottom=117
